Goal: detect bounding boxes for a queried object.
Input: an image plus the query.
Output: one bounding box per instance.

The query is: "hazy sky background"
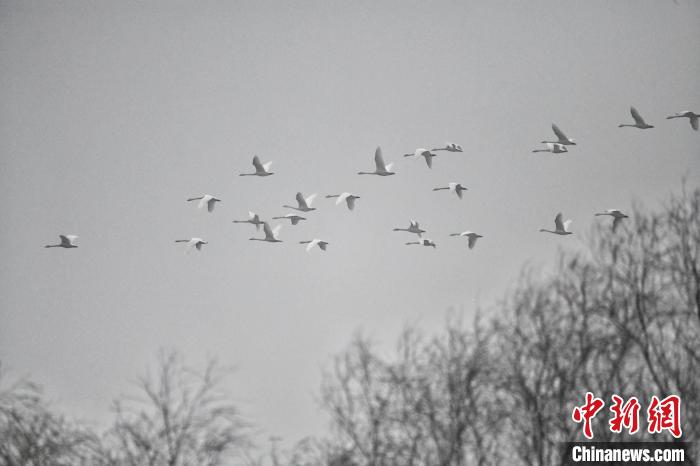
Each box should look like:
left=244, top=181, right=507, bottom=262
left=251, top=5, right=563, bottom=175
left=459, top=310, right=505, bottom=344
left=1, top=0, right=698, bottom=446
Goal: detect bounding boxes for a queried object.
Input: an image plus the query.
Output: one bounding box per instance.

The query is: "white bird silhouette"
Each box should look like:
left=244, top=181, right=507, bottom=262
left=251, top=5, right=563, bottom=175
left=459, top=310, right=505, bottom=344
left=406, top=238, right=436, bottom=248
left=250, top=222, right=283, bottom=243
left=233, top=211, right=264, bottom=230
left=240, top=155, right=274, bottom=176
left=431, top=142, right=463, bottom=152
left=358, top=147, right=395, bottom=176
left=540, top=213, right=573, bottom=235
left=666, top=111, right=699, bottom=131
left=619, top=107, right=654, bottom=129
left=393, top=220, right=425, bottom=237
left=403, top=148, right=437, bottom=168
left=187, top=194, right=221, bottom=212
left=542, top=124, right=576, bottom=145
left=45, top=235, right=79, bottom=248
left=284, top=192, right=317, bottom=212
left=326, top=193, right=360, bottom=210
left=450, top=231, right=483, bottom=249
left=174, top=237, right=208, bottom=251
left=299, top=239, right=329, bottom=252
left=272, top=213, right=306, bottom=225
left=433, top=182, right=468, bottom=199
left=595, top=209, right=629, bottom=232
left=532, top=143, right=568, bottom=154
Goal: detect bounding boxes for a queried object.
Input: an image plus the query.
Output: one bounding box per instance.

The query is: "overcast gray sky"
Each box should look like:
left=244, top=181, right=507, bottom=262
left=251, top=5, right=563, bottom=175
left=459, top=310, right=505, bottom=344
left=1, top=0, right=698, bottom=445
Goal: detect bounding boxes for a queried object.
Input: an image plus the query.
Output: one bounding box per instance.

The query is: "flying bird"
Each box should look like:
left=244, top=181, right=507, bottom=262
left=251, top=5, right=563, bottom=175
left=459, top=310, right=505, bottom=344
left=595, top=209, right=629, bottom=232
left=250, top=222, right=283, bottom=243
left=174, top=237, right=208, bottom=251
left=450, top=231, right=483, bottom=249
left=45, top=235, right=79, bottom=248
left=272, top=213, right=307, bottom=225
left=532, top=143, right=568, bottom=154
left=431, top=143, right=463, bottom=152
left=284, top=192, right=317, bottom=212
left=666, top=111, right=699, bottom=131
left=299, top=239, right=329, bottom=252
left=618, top=107, right=654, bottom=129
left=406, top=238, right=437, bottom=248
left=240, top=155, right=274, bottom=176
left=433, top=182, right=468, bottom=199
left=403, top=148, right=437, bottom=168
left=233, top=211, right=264, bottom=230
left=542, top=124, right=576, bottom=145
left=187, top=194, right=221, bottom=212
left=358, top=147, right=395, bottom=176
left=540, top=213, right=573, bottom=235
left=326, top=192, right=360, bottom=210
left=393, top=220, right=426, bottom=237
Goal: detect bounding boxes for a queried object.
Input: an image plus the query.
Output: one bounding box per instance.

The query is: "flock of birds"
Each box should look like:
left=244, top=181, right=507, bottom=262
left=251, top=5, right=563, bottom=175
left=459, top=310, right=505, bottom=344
left=44, top=107, right=698, bottom=252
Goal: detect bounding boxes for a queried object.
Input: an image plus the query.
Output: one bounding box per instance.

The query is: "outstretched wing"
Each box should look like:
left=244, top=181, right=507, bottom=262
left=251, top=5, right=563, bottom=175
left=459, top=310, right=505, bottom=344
left=554, top=213, right=565, bottom=231
left=295, top=192, right=308, bottom=209
left=691, top=115, right=699, bottom=131
left=206, top=198, right=216, bottom=212
left=630, top=107, right=646, bottom=125
left=305, top=193, right=317, bottom=206
left=374, top=147, right=387, bottom=171
left=612, top=216, right=621, bottom=232
left=59, top=235, right=76, bottom=246
left=346, top=196, right=356, bottom=210
left=468, top=236, right=478, bottom=249
left=195, top=241, right=204, bottom=251
left=252, top=155, right=264, bottom=171
left=552, top=124, right=568, bottom=142
left=563, top=219, right=573, bottom=232
left=335, top=192, right=349, bottom=206
left=423, top=152, right=433, bottom=168
left=262, top=222, right=273, bottom=239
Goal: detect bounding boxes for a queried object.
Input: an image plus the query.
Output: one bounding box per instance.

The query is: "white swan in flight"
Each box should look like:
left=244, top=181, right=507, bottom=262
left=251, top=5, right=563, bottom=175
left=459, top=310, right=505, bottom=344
left=174, top=237, right=208, bottom=251
left=250, top=222, right=282, bottom=243
left=540, top=213, right=573, bottom=235
left=403, top=148, right=437, bottom=168
left=299, top=239, right=329, bottom=252
left=233, top=211, right=264, bottom=230
left=542, top=124, right=576, bottom=145
left=272, top=213, right=306, bottom=225
left=666, top=111, right=699, bottom=131
left=393, top=220, right=425, bottom=237
left=284, top=192, right=317, bottom=212
left=431, top=143, right=463, bottom=152
left=326, top=193, right=360, bottom=210
left=240, top=155, right=274, bottom=176
left=595, top=209, right=629, bottom=232
left=187, top=194, right=221, bottom=212
left=532, top=143, right=568, bottom=154
left=45, top=235, right=79, bottom=248
left=433, top=182, right=468, bottom=199
left=406, top=238, right=436, bottom=248
left=450, top=231, right=483, bottom=249
left=619, top=107, right=654, bottom=129
left=358, top=147, right=395, bottom=176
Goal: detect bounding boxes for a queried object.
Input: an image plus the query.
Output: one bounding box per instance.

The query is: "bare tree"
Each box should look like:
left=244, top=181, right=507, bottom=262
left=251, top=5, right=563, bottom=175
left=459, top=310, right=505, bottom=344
left=315, top=187, right=700, bottom=465
left=0, top=366, right=97, bottom=466
left=93, top=350, right=249, bottom=466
